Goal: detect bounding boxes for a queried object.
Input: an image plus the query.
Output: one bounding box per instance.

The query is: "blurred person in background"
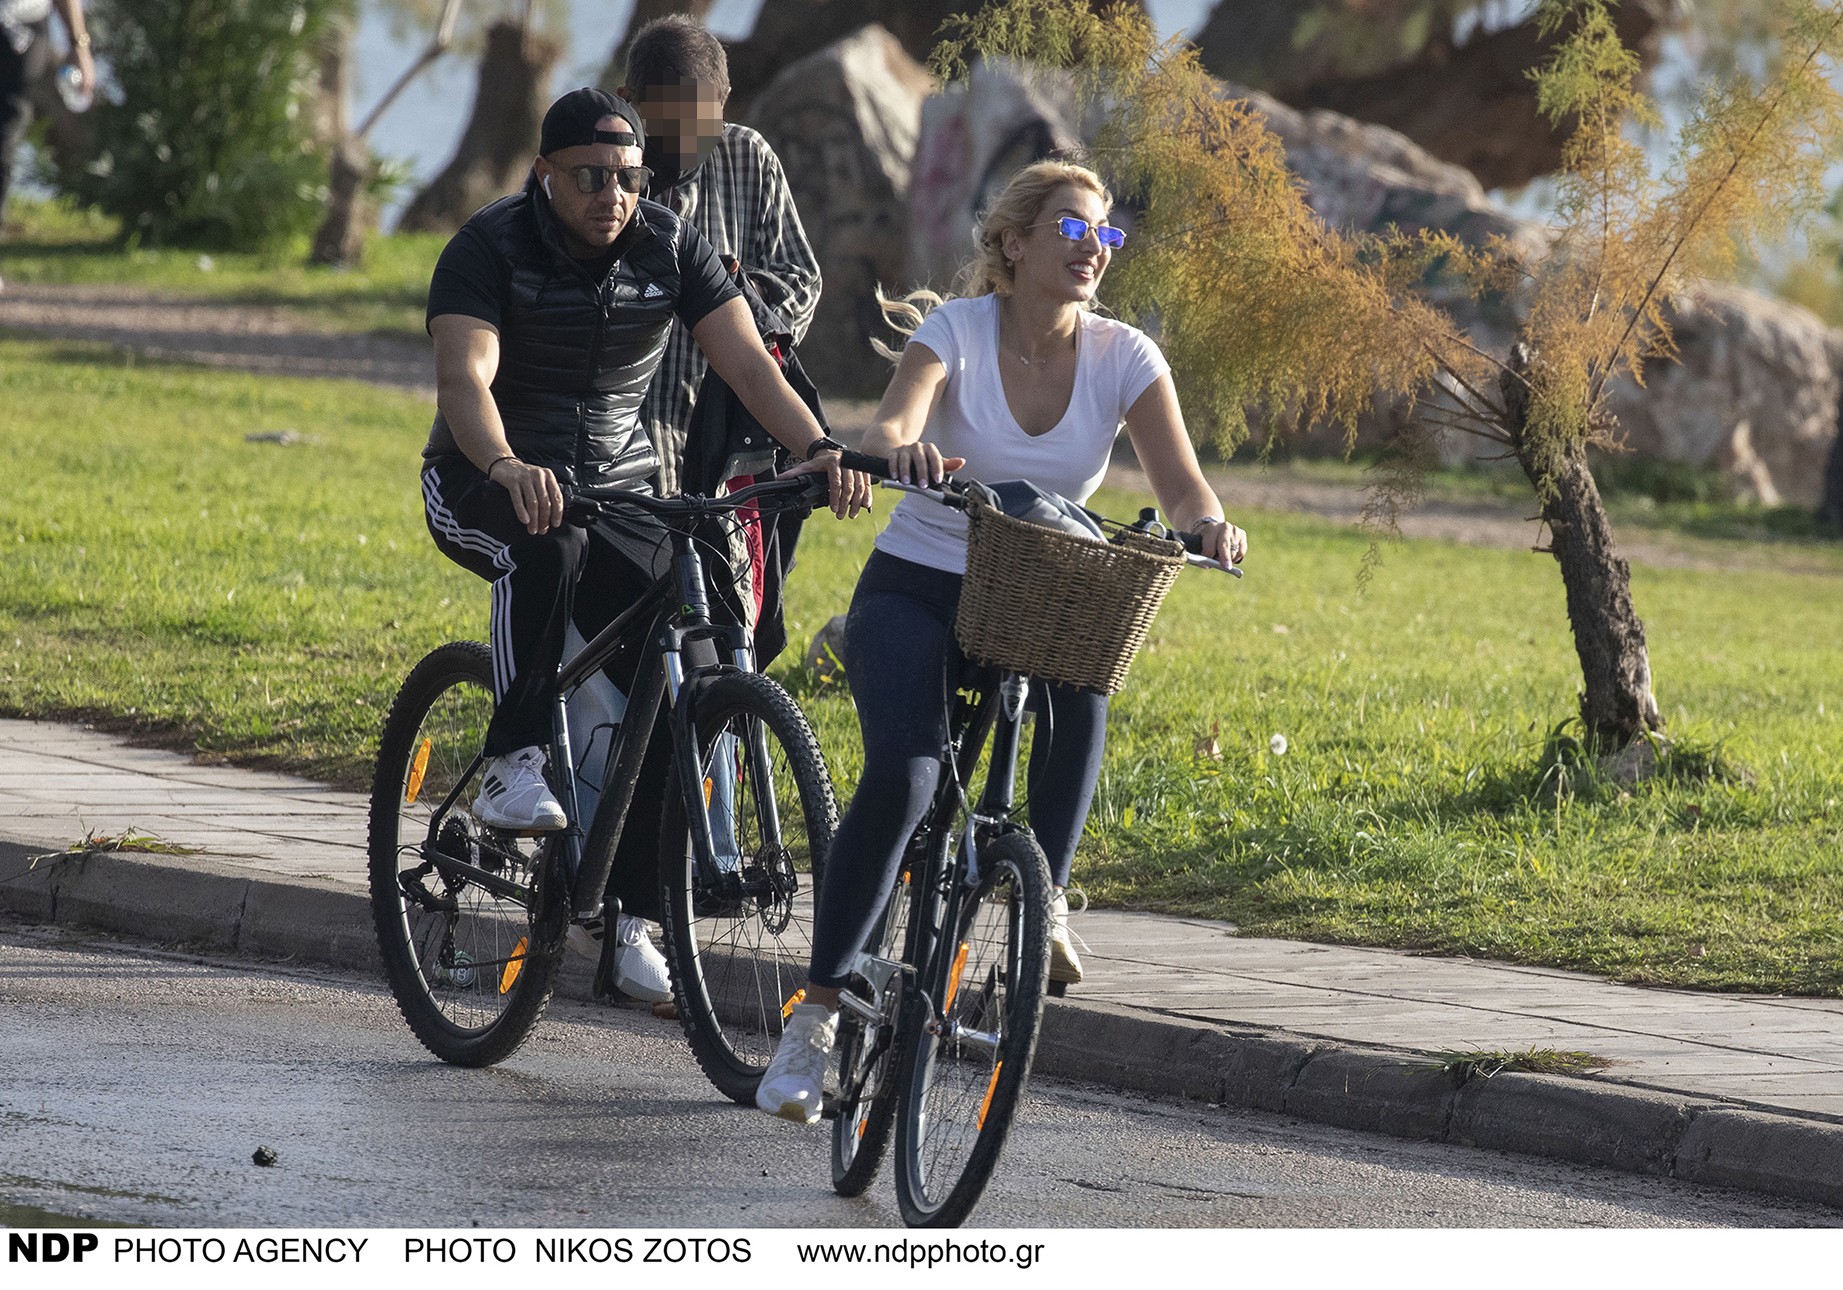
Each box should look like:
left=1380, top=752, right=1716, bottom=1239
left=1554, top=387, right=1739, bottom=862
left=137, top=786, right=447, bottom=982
left=0, top=0, right=91, bottom=283
left=618, top=14, right=821, bottom=499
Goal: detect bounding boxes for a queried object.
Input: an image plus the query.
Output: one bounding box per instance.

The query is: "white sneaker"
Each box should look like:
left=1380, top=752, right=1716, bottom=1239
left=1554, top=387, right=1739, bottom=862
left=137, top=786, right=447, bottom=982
left=565, top=917, right=603, bottom=963
left=1048, top=888, right=1088, bottom=985
left=473, top=746, right=566, bottom=831
left=612, top=914, right=672, bottom=1003
left=756, top=1003, right=837, bottom=1125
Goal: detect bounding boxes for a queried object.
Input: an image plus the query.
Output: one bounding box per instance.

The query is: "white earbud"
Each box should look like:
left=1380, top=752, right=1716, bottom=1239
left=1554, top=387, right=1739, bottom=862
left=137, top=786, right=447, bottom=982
left=543, top=174, right=553, bottom=199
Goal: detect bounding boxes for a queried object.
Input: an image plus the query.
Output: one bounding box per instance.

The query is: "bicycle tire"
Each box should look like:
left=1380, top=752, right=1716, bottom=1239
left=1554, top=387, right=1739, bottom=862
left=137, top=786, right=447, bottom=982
left=367, top=641, right=567, bottom=1067
left=831, top=870, right=912, bottom=1196
left=893, top=830, right=1050, bottom=1227
left=659, top=670, right=837, bottom=1105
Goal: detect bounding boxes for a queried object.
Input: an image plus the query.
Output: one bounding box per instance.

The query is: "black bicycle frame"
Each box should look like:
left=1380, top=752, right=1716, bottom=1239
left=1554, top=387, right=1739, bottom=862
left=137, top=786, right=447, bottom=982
left=900, top=665, right=1025, bottom=1020
left=560, top=524, right=755, bottom=921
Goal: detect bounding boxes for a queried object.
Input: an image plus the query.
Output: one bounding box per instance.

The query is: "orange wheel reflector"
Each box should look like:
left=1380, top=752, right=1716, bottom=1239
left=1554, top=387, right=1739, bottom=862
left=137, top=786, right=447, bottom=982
left=781, top=987, right=806, bottom=1020
left=703, top=776, right=715, bottom=808
left=942, top=941, right=971, bottom=1014
left=405, top=738, right=433, bottom=804
left=856, top=1115, right=868, bottom=1139
left=977, top=1060, right=1004, bottom=1130
left=500, top=937, right=527, bottom=995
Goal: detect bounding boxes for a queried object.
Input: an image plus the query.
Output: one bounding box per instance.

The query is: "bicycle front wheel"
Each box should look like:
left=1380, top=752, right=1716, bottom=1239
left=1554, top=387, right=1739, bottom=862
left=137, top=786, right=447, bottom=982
left=894, top=830, right=1050, bottom=1227
left=659, top=670, right=836, bottom=1105
left=367, top=641, right=567, bottom=1067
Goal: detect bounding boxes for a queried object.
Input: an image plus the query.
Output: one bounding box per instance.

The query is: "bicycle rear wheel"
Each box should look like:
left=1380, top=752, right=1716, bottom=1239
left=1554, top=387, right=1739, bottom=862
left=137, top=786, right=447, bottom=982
left=831, top=868, right=913, bottom=1196
left=367, top=641, right=567, bottom=1067
left=659, top=670, right=836, bottom=1104
left=894, top=830, right=1050, bottom=1227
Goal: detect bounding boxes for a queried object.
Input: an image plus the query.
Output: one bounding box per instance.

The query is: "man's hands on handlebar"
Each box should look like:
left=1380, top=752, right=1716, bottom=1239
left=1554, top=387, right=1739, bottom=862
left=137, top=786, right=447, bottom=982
left=784, top=448, right=876, bottom=519
left=492, top=457, right=566, bottom=535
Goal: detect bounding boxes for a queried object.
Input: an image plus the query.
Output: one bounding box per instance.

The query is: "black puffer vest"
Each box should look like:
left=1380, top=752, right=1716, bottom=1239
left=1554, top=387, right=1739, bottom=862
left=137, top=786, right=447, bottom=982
left=425, top=183, right=704, bottom=492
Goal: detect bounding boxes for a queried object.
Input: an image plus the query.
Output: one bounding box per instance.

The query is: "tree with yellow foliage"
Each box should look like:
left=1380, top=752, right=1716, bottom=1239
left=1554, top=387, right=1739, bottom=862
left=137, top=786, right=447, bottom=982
left=932, top=0, right=1843, bottom=752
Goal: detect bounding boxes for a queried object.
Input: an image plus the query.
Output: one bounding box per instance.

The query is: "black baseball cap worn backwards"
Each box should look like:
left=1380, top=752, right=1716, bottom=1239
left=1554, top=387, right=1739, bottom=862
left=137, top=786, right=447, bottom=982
left=539, top=87, right=645, bottom=156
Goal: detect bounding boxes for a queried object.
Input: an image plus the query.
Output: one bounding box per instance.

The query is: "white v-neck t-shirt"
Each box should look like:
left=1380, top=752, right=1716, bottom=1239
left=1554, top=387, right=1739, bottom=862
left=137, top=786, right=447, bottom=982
left=873, top=294, right=1171, bottom=575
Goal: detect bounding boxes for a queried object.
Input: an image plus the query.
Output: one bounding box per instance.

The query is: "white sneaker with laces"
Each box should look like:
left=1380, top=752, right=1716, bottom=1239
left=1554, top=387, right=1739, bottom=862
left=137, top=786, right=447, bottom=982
left=756, top=1003, right=837, bottom=1125
left=1048, top=887, right=1089, bottom=984
left=612, top=914, right=672, bottom=1002
left=473, top=746, right=566, bottom=831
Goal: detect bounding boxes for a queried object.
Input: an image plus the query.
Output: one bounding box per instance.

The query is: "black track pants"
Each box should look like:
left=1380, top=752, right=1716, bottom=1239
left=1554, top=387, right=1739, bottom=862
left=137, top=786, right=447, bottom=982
left=421, top=460, right=670, bottom=756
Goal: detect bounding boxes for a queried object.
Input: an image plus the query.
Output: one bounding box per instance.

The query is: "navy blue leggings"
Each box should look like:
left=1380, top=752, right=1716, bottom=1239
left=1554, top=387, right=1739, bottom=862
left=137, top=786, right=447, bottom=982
left=807, top=550, right=1107, bottom=988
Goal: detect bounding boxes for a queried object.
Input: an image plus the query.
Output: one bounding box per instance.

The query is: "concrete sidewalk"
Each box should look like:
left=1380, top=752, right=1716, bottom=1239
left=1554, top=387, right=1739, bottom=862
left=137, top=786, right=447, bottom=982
left=5, top=714, right=1843, bottom=1211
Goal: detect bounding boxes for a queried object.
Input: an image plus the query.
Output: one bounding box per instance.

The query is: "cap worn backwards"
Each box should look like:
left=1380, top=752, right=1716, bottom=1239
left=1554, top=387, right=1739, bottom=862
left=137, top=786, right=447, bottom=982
left=539, top=87, right=646, bottom=156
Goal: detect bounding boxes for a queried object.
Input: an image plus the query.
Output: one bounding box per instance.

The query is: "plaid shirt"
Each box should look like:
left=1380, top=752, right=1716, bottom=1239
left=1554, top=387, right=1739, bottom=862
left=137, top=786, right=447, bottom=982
left=642, top=122, right=821, bottom=497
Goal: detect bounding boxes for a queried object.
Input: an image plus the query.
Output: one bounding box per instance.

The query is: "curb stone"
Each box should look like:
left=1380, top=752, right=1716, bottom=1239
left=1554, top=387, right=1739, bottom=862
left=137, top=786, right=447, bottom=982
left=1450, top=1071, right=1700, bottom=1176
left=1282, top=1046, right=1455, bottom=1140
left=1676, top=1109, right=1843, bottom=1209
left=3, top=840, right=1841, bottom=1212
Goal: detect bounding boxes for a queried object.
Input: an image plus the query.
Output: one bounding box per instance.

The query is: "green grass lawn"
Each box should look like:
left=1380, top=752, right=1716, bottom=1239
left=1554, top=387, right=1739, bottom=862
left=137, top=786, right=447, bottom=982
left=0, top=198, right=440, bottom=337
left=5, top=335, right=1842, bottom=993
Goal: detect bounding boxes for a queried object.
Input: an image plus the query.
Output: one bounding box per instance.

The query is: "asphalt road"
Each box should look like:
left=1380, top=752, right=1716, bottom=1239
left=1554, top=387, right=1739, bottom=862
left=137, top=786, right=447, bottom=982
left=1, top=920, right=1834, bottom=1229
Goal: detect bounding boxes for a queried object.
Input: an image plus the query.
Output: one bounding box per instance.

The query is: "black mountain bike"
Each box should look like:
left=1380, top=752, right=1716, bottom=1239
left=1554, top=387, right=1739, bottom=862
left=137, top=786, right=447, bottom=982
left=368, top=474, right=836, bottom=1099
left=822, top=452, right=1237, bottom=1227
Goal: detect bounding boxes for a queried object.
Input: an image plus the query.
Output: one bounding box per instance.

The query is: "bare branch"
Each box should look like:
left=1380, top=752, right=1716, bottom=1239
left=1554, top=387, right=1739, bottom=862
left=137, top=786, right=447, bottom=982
left=1594, top=7, right=1843, bottom=402
left=354, top=0, right=465, bottom=142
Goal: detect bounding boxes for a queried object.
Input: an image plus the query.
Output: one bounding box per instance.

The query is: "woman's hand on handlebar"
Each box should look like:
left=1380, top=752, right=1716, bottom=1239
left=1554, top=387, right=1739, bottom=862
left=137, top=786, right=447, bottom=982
left=1198, top=518, right=1248, bottom=569
left=786, top=450, right=874, bottom=519
left=489, top=457, right=565, bottom=535
left=885, top=442, right=963, bottom=488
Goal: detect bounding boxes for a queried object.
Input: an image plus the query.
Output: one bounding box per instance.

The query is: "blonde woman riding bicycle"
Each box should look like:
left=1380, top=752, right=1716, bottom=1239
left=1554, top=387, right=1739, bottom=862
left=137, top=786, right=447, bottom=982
left=756, top=159, right=1247, bottom=1124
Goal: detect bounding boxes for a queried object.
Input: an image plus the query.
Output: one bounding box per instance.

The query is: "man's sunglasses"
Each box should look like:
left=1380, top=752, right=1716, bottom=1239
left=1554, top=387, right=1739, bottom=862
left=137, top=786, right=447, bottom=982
left=1037, top=216, right=1125, bottom=249
left=564, top=163, right=652, bottom=195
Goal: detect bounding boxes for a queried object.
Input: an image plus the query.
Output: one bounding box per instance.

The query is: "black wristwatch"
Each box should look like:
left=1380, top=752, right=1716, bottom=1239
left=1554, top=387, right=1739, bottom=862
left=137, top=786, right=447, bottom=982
left=805, top=436, right=847, bottom=461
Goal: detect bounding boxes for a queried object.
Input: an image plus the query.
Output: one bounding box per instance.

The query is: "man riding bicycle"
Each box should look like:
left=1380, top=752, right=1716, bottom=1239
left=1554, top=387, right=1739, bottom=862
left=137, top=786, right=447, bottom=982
left=419, top=87, right=868, bottom=998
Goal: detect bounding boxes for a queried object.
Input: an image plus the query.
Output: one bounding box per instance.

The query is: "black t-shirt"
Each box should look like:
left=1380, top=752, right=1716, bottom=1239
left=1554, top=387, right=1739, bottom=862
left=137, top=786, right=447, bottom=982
left=425, top=208, right=736, bottom=338
left=421, top=194, right=743, bottom=490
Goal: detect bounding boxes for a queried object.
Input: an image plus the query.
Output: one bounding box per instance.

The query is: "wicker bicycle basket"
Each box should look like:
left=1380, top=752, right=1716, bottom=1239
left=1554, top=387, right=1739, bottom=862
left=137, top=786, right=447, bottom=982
left=953, top=492, right=1187, bottom=695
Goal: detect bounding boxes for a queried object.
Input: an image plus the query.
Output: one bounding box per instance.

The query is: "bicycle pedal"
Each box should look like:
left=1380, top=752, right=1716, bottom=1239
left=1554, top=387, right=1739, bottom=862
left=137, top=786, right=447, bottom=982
left=819, top=1092, right=843, bottom=1120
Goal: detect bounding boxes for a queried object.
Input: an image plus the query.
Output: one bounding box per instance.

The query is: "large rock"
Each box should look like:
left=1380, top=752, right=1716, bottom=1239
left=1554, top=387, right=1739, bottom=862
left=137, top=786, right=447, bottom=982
left=1604, top=284, right=1843, bottom=509
left=1194, top=0, right=1680, bottom=191
left=904, top=61, right=1085, bottom=291
left=747, top=25, right=935, bottom=398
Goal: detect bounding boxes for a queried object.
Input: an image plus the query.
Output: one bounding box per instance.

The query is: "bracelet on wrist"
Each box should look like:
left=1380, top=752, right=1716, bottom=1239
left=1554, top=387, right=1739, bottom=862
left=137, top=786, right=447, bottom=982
left=72, top=31, right=90, bottom=48
left=486, top=454, right=517, bottom=481
left=805, top=436, right=846, bottom=462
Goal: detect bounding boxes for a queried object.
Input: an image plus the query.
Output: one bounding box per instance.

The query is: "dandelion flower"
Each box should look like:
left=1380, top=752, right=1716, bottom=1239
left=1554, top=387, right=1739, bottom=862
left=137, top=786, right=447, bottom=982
left=1269, top=733, right=1289, bottom=756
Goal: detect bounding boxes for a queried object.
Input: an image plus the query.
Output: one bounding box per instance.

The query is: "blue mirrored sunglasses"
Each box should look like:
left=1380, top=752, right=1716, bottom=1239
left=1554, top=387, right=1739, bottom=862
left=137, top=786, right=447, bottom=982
left=1049, top=216, right=1125, bottom=249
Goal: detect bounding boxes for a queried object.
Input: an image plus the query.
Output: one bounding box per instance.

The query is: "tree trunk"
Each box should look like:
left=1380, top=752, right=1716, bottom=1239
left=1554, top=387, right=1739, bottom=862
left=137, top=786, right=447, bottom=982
left=396, top=22, right=562, bottom=235
left=312, top=136, right=374, bottom=267
left=309, top=17, right=373, bottom=268
left=1820, top=392, right=1843, bottom=536
left=1502, top=345, right=1663, bottom=749
left=597, top=0, right=718, bottom=92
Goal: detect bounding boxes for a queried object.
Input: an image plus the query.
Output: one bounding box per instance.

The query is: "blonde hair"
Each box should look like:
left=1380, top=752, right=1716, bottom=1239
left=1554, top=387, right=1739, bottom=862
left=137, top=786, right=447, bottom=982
left=874, top=159, right=1111, bottom=361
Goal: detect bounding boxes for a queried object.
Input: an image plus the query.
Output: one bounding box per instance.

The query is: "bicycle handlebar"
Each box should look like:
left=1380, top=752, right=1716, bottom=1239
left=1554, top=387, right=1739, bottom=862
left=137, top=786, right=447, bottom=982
left=564, top=472, right=827, bottom=527
left=842, top=448, right=1244, bottom=578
